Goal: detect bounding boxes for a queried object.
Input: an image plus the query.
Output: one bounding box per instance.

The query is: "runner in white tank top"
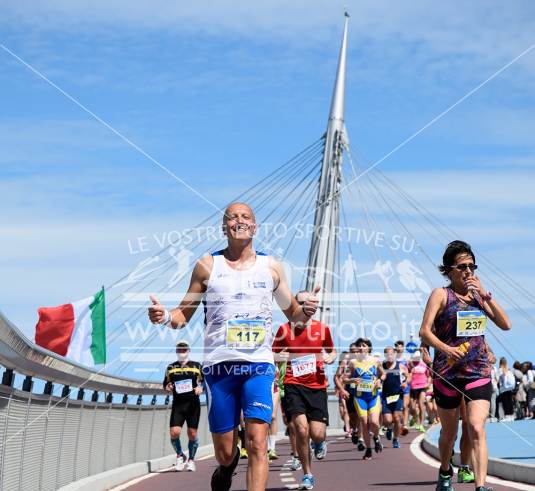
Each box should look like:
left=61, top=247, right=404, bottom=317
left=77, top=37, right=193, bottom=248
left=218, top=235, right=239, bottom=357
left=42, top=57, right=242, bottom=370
left=203, top=249, right=274, bottom=366
left=148, top=202, right=320, bottom=491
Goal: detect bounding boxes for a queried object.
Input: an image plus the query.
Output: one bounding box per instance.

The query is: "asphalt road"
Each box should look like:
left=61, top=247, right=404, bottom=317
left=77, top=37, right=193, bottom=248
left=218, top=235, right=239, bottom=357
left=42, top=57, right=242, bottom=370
left=126, top=432, right=522, bottom=491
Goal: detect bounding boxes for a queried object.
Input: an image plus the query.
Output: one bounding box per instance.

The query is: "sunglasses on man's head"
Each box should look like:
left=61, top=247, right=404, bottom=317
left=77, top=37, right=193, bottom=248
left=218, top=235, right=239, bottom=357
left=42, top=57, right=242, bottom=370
left=452, top=263, right=478, bottom=272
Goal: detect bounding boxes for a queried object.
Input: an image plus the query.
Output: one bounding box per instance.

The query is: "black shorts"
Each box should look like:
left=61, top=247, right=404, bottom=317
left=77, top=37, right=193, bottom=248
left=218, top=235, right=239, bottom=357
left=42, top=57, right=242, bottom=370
left=282, top=384, right=329, bottom=425
left=345, top=394, right=357, bottom=415
left=170, top=397, right=201, bottom=428
left=410, top=387, right=426, bottom=399
left=434, top=378, right=492, bottom=410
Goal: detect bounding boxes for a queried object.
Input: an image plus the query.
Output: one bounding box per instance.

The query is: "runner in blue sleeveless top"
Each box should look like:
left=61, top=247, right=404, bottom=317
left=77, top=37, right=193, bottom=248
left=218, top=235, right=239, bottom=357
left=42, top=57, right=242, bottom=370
left=346, top=338, right=384, bottom=460
left=381, top=346, right=409, bottom=448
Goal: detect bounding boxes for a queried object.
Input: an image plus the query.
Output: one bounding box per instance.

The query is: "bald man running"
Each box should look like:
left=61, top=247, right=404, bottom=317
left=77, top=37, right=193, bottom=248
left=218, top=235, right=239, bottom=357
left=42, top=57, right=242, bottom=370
left=149, top=203, right=320, bottom=491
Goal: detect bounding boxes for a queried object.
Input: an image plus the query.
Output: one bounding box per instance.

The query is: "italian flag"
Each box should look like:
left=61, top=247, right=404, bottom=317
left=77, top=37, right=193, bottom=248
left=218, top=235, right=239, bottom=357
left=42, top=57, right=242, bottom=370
left=35, top=288, right=106, bottom=367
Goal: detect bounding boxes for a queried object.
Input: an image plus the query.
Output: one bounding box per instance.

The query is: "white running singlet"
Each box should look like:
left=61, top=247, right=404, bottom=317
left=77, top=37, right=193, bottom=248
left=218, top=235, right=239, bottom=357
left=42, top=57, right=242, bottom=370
left=202, top=250, right=274, bottom=366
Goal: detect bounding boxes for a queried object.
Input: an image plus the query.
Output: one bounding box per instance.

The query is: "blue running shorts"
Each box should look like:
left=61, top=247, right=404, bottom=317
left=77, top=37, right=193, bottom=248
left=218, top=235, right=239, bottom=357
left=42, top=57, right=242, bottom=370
left=204, top=362, right=275, bottom=433
left=381, top=394, right=404, bottom=414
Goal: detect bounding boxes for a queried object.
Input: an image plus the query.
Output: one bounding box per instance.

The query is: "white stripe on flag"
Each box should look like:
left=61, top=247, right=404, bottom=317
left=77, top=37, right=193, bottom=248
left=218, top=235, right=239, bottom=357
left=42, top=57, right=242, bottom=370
left=66, top=295, right=95, bottom=366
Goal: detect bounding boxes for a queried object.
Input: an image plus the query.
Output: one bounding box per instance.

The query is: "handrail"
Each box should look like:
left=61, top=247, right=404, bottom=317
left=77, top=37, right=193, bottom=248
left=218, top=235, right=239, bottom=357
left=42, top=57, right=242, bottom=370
left=0, top=310, right=164, bottom=394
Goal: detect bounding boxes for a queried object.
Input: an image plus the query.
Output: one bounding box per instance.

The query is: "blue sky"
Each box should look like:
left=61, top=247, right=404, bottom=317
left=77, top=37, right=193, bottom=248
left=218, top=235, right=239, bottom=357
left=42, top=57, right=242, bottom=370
left=1, top=1, right=534, bottom=382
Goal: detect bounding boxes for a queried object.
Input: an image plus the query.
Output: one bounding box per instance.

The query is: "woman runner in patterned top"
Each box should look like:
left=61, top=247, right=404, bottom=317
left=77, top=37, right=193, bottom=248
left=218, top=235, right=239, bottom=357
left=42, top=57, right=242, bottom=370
left=420, top=241, right=511, bottom=491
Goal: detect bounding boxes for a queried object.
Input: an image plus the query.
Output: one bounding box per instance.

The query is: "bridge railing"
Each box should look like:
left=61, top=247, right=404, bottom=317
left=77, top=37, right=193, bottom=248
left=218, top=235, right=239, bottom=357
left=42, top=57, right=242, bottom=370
left=0, top=310, right=173, bottom=491
left=0, top=310, right=346, bottom=491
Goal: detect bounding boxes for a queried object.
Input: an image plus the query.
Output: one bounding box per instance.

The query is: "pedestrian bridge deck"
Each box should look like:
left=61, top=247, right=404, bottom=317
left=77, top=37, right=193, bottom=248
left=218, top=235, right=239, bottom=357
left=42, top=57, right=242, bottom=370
left=123, top=433, right=522, bottom=491
left=427, top=420, right=535, bottom=466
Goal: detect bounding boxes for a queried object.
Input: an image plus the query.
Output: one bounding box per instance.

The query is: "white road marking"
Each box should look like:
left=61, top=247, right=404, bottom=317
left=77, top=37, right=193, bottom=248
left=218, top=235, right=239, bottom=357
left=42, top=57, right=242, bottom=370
left=109, top=473, right=156, bottom=490
left=110, top=453, right=215, bottom=489
left=410, top=434, right=535, bottom=491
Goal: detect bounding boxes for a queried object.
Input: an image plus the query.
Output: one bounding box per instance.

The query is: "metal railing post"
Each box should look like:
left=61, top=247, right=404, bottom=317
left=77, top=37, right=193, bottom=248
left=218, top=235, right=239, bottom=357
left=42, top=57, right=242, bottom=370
left=71, top=396, right=83, bottom=483
left=54, top=397, right=69, bottom=488
left=43, top=381, right=54, bottom=395
left=17, top=390, right=32, bottom=489
left=0, top=392, right=12, bottom=489
left=1, top=369, right=14, bottom=387
left=22, top=375, right=33, bottom=392
left=38, top=393, right=53, bottom=491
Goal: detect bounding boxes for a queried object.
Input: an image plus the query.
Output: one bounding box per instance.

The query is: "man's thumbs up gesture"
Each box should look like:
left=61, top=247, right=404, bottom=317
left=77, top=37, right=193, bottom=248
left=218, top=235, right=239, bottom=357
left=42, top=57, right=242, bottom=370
left=300, top=285, right=321, bottom=317
left=148, top=295, right=171, bottom=325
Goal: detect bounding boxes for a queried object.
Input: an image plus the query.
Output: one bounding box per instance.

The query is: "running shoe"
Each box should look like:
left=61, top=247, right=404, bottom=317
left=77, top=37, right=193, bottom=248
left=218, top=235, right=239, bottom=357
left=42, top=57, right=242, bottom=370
left=314, top=441, right=327, bottom=460
left=409, top=416, right=416, bottom=427
left=351, top=431, right=359, bottom=445
left=290, top=455, right=302, bottom=471
left=457, top=467, right=475, bottom=483
left=267, top=449, right=279, bottom=460
left=435, top=466, right=454, bottom=491
left=374, top=436, right=383, bottom=453
left=401, top=426, right=409, bottom=436
left=379, top=426, right=386, bottom=436
left=357, top=439, right=366, bottom=451
left=363, top=448, right=372, bottom=460
left=386, top=427, right=393, bottom=441
left=418, top=424, right=426, bottom=433
left=175, top=455, right=186, bottom=472
left=392, top=438, right=400, bottom=449
left=186, top=459, right=196, bottom=472
left=300, top=474, right=315, bottom=490
left=211, top=447, right=239, bottom=491
left=240, top=447, right=248, bottom=459
left=475, top=487, right=494, bottom=491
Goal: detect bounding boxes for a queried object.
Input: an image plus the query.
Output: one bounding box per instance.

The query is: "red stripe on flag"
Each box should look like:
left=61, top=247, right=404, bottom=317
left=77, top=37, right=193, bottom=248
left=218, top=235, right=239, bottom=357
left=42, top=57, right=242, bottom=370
left=35, top=304, right=75, bottom=356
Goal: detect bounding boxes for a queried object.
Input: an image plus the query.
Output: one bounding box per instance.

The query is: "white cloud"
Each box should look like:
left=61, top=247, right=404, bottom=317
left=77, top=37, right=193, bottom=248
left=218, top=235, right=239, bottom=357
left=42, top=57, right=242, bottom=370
left=3, top=1, right=535, bottom=89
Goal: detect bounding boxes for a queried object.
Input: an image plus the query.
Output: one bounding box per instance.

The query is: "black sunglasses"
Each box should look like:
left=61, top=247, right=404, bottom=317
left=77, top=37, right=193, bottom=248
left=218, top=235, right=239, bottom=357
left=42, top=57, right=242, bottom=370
left=452, top=263, right=478, bottom=272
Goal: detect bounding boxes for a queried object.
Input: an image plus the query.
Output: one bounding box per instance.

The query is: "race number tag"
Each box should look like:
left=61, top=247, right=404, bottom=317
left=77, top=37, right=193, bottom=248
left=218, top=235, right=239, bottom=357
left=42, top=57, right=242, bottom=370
left=174, top=379, right=193, bottom=394
left=357, top=379, right=374, bottom=393
left=226, top=319, right=266, bottom=349
left=456, top=310, right=487, bottom=337
left=291, top=354, right=317, bottom=377
left=386, top=394, right=400, bottom=404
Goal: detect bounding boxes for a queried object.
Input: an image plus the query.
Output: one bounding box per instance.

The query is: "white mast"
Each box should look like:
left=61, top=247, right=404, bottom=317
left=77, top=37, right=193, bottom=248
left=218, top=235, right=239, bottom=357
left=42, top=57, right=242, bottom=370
left=305, top=13, right=349, bottom=325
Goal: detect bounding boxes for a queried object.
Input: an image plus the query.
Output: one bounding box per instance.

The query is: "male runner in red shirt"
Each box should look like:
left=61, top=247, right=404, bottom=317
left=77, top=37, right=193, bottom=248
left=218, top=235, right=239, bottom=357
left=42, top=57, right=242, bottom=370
left=272, top=291, right=336, bottom=490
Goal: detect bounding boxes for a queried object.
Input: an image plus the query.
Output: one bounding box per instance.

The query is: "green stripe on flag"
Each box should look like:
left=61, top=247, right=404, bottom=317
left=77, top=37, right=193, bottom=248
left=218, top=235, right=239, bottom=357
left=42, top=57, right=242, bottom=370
left=90, top=288, right=106, bottom=364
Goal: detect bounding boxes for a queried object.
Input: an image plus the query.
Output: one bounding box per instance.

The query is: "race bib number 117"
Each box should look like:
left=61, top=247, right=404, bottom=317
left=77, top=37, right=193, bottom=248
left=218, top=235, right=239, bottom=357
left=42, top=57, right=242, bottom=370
left=226, top=319, right=266, bottom=349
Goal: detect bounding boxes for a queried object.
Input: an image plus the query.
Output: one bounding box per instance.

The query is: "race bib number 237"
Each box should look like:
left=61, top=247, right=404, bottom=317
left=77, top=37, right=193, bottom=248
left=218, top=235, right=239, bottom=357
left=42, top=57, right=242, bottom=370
left=456, top=310, right=487, bottom=337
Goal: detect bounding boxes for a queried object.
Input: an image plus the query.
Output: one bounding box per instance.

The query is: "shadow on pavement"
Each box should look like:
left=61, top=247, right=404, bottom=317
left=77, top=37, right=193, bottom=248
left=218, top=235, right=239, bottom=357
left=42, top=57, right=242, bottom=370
left=371, top=481, right=437, bottom=487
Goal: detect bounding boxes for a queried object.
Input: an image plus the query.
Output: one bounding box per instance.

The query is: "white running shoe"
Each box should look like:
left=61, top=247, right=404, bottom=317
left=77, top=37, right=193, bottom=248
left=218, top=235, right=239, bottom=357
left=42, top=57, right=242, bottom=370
left=175, top=455, right=185, bottom=472
left=186, top=459, right=196, bottom=472
left=290, top=455, right=302, bottom=471
left=314, top=441, right=327, bottom=460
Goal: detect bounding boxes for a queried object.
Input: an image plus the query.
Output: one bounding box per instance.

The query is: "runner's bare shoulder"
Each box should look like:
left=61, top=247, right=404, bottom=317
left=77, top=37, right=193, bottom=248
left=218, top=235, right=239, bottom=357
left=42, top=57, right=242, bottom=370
left=267, top=255, right=284, bottom=290
left=427, top=287, right=447, bottom=317
left=192, top=254, right=214, bottom=288
left=429, top=287, right=447, bottom=304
